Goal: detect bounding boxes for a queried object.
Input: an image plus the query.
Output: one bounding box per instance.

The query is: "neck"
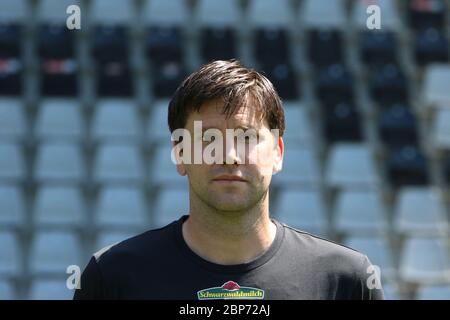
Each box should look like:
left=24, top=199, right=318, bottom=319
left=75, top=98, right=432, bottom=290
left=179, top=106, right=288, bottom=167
left=182, top=191, right=277, bottom=265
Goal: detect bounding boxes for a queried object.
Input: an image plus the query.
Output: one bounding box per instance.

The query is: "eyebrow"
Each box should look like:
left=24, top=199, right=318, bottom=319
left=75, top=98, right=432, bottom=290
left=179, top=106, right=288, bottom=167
left=201, top=125, right=256, bottom=132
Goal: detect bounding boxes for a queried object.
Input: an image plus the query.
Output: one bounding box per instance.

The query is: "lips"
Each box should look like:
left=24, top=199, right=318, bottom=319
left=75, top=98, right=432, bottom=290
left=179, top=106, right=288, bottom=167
left=212, top=174, right=247, bottom=182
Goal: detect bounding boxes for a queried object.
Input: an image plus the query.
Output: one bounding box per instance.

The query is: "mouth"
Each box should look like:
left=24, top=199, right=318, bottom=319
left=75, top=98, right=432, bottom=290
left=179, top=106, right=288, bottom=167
left=212, top=175, right=247, bottom=183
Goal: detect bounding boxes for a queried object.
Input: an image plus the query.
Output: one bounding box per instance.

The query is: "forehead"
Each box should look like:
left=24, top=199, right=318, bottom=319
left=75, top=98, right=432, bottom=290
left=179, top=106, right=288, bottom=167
left=186, top=99, right=266, bottom=129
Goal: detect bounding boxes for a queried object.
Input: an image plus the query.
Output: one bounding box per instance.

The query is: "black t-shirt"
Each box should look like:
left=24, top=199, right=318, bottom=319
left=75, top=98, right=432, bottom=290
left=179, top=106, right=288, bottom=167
left=74, top=215, right=384, bottom=300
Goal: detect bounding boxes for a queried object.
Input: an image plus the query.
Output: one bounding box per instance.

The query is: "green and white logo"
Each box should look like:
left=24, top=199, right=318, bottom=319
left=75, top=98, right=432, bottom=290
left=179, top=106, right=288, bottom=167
left=197, top=281, right=265, bottom=300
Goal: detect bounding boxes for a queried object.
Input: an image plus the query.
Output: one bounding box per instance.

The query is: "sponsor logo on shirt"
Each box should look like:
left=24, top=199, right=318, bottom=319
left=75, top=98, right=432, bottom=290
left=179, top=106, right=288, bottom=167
left=197, top=281, right=265, bottom=300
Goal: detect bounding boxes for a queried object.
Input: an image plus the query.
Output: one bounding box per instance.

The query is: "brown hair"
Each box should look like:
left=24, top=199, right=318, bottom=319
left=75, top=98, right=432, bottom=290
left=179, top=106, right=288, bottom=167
left=167, top=60, right=285, bottom=136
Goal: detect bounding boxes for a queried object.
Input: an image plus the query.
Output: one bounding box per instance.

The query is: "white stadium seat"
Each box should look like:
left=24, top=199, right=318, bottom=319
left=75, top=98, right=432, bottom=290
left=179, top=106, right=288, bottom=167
left=96, top=186, right=148, bottom=228
left=94, top=144, right=144, bottom=184
left=93, top=99, right=141, bottom=141
left=0, top=142, right=25, bottom=181
left=326, top=143, right=378, bottom=188
left=0, top=231, right=21, bottom=276
left=142, top=0, right=188, bottom=26
left=335, top=190, right=387, bottom=235
left=0, top=184, right=25, bottom=227
left=38, top=0, right=81, bottom=23
left=34, top=186, right=85, bottom=227
left=274, top=188, right=327, bottom=236
left=399, top=237, right=450, bottom=284
left=36, top=99, right=83, bottom=140
left=0, top=0, right=27, bottom=22
left=394, top=187, right=448, bottom=235
left=197, top=0, right=240, bottom=27
left=272, top=147, right=320, bottom=186
left=302, top=0, right=346, bottom=29
left=35, top=143, right=85, bottom=182
left=423, top=64, right=450, bottom=110
left=0, top=98, right=26, bottom=139
left=152, top=188, right=189, bottom=228
left=91, top=0, right=133, bottom=24
left=30, top=231, right=82, bottom=275
left=248, top=0, right=291, bottom=27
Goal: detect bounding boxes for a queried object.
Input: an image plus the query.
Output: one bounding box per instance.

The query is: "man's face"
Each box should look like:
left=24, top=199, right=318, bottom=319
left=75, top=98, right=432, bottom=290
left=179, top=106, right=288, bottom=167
left=174, top=99, right=284, bottom=213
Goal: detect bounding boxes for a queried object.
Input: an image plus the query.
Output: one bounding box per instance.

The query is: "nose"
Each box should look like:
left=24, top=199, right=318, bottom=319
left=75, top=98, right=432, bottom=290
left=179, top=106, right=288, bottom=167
left=223, top=139, right=243, bottom=165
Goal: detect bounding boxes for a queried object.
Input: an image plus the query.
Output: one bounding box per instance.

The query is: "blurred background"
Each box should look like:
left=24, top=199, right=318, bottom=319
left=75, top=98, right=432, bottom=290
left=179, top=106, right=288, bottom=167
left=0, top=0, right=450, bottom=300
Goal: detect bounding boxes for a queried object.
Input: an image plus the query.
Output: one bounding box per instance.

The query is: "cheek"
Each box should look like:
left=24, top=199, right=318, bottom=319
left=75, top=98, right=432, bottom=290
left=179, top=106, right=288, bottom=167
left=248, top=142, right=276, bottom=177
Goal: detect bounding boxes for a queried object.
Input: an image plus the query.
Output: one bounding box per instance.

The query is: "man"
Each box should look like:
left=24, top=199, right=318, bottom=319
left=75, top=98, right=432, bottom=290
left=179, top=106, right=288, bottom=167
left=74, top=60, right=384, bottom=300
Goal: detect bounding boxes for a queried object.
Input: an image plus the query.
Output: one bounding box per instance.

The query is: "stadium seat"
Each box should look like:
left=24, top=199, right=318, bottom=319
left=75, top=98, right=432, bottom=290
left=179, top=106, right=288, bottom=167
left=0, top=142, right=25, bottom=181
left=308, top=30, right=344, bottom=68
left=274, top=188, right=327, bottom=236
left=378, top=104, right=418, bottom=147
left=37, top=1, right=78, bottom=95
left=143, top=0, right=186, bottom=67
left=359, top=31, right=398, bottom=66
left=386, top=145, right=429, bottom=187
left=34, top=185, right=85, bottom=227
left=29, top=279, right=74, bottom=300
left=393, top=187, right=448, bottom=235
left=0, top=231, right=21, bottom=276
left=0, top=0, right=24, bottom=95
left=399, top=237, right=450, bottom=283
left=408, top=0, right=447, bottom=31
left=150, top=144, right=187, bottom=187
left=248, top=0, right=291, bottom=27
left=422, top=64, right=450, bottom=109
left=302, top=0, right=346, bottom=29
left=34, top=143, right=85, bottom=183
left=414, top=28, right=449, bottom=66
left=0, top=0, right=27, bottom=22
left=0, top=279, right=14, bottom=300
left=93, top=99, right=141, bottom=141
left=38, top=0, right=81, bottom=23
left=142, top=0, right=188, bottom=27
left=272, top=147, right=320, bottom=187
left=322, top=102, right=363, bottom=143
left=345, top=236, right=394, bottom=280
left=335, top=190, right=387, bottom=235
left=0, top=184, right=25, bottom=227
left=37, top=24, right=74, bottom=59
left=433, top=108, right=450, bottom=149
left=282, top=103, right=312, bottom=146
left=91, top=0, right=133, bottom=25
left=152, top=188, right=189, bottom=228
left=198, top=0, right=239, bottom=62
left=36, top=99, right=83, bottom=140
left=147, top=99, right=171, bottom=144
left=94, top=144, right=144, bottom=184
left=261, top=63, right=298, bottom=100
left=369, top=64, right=408, bottom=106
left=0, top=22, right=22, bottom=62
left=326, top=143, right=378, bottom=188
left=152, top=62, right=186, bottom=98
left=316, top=63, right=354, bottom=106
left=416, top=284, right=450, bottom=300
left=30, top=231, right=82, bottom=275
left=0, top=98, right=26, bottom=139
left=95, top=186, right=148, bottom=229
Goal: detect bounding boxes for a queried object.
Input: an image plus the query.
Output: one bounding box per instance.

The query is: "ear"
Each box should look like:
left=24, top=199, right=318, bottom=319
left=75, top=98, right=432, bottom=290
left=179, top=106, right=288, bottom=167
left=272, top=136, right=284, bottom=175
left=172, top=141, right=187, bottom=176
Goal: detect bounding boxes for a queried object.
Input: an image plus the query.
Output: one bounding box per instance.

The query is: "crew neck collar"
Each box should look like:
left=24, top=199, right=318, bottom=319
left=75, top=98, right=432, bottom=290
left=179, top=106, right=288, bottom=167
left=173, top=215, right=285, bottom=274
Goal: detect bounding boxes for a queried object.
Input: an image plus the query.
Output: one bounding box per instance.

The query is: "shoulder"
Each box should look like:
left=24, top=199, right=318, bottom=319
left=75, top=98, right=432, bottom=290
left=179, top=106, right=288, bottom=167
left=93, top=222, right=176, bottom=267
left=280, top=223, right=369, bottom=275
